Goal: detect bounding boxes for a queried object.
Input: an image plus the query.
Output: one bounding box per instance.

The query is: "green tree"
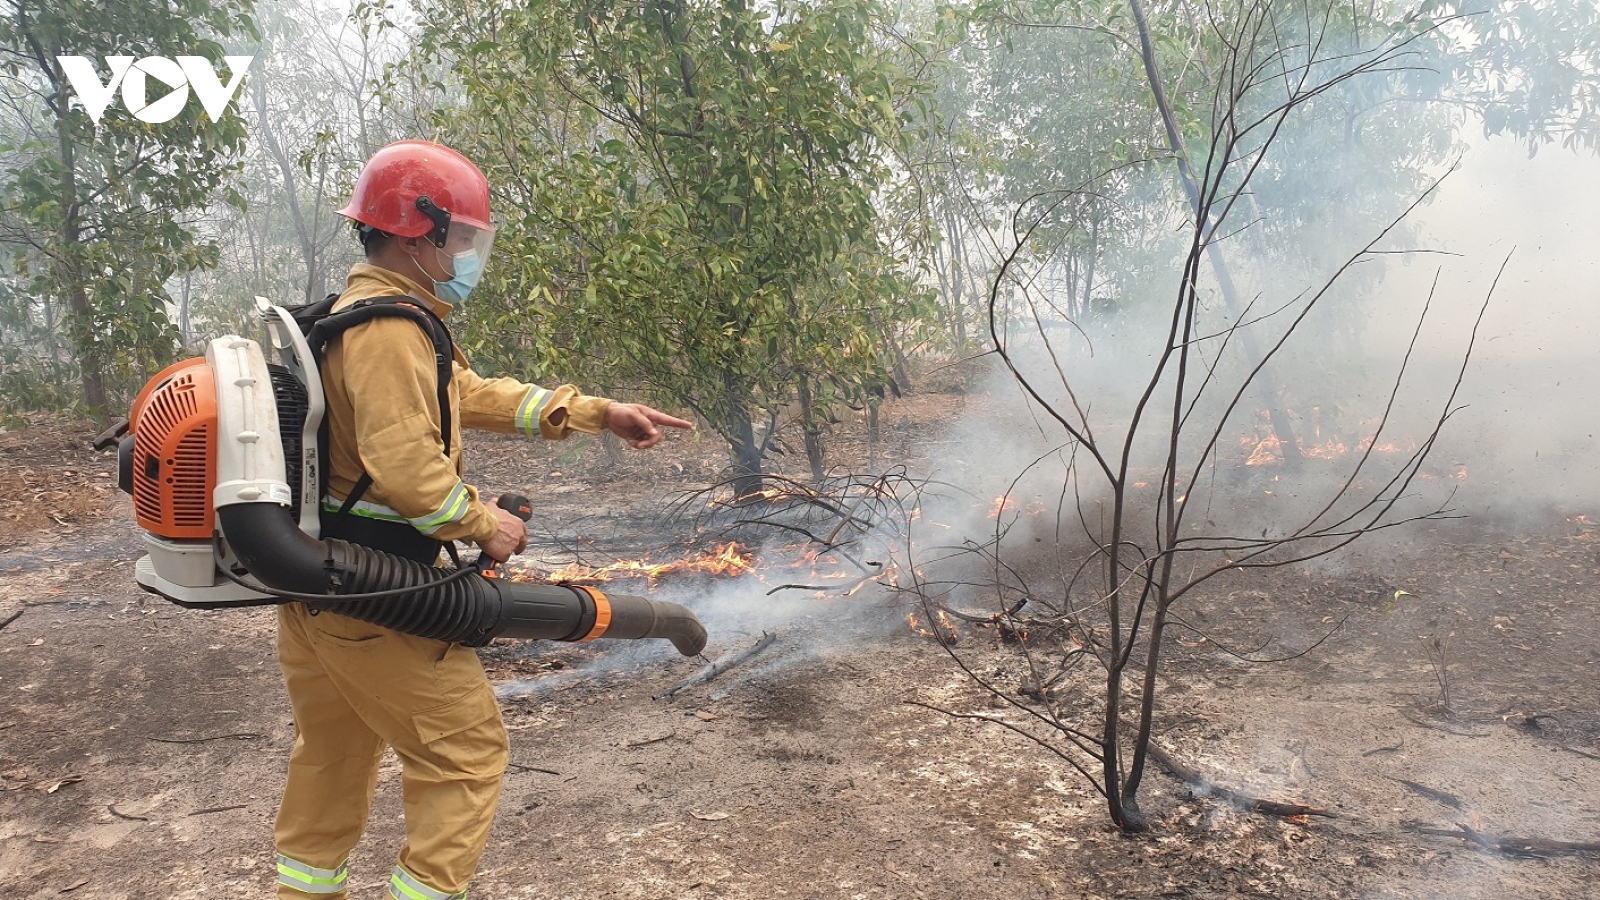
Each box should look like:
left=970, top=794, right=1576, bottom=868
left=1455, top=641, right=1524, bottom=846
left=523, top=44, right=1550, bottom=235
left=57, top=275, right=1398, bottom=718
left=1411, top=0, right=1600, bottom=154
left=0, top=0, right=255, bottom=421
left=411, top=0, right=928, bottom=494
left=184, top=0, right=413, bottom=346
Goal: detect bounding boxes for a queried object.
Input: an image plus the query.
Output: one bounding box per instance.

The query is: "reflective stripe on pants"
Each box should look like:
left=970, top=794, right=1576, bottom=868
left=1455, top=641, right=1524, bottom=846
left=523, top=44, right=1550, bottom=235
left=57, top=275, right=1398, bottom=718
left=277, top=854, right=350, bottom=895
left=389, top=864, right=468, bottom=900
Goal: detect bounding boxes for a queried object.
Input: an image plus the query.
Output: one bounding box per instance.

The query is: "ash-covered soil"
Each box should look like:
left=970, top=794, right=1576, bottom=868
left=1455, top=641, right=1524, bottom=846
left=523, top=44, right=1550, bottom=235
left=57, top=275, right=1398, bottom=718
left=2, top=394, right=1599, bottom=899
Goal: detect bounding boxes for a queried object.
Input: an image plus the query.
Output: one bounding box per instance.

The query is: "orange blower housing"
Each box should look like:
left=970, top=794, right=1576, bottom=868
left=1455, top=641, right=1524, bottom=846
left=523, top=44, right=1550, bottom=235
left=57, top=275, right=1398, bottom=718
left=128, top=358, right=218, bottom=540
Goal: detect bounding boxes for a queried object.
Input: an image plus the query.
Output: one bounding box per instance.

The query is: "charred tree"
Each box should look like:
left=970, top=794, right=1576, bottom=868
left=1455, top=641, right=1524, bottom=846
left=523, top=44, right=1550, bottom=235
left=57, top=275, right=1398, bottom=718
left=911, top=1, right=1493, bottom=832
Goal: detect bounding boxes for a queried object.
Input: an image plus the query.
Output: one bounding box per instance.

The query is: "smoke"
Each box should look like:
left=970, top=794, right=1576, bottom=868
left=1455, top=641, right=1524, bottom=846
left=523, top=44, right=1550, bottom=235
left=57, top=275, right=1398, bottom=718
left=492, top=539, right=914, bottom=699
left=1368, top=138, right=1600, bottom=531
left=936, top=134, right=1600, bottom=570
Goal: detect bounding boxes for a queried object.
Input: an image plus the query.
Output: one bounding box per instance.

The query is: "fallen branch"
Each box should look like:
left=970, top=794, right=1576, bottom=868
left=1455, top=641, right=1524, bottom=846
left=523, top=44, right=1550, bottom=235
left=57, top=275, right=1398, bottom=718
left=937, top=597, right=1029, bottom=624
left=505, top=762, right=561, bottom=776
left=1392, top=777, right=1465, bottom=810
left=187, top=804, right=249, bottom=816
left=1560, top=745, right=1600, bottom=762
left=146, top=732, right=261, bottom=744
left=765, top=569, right=879, bottom=597
left=1146, top=744, right=1334, bottom=819
left=1401, top=708, right=1489, bottom=737
left=1406, top=823, right=1600, bottom=857
left=654, top=632, right=778, bottom=700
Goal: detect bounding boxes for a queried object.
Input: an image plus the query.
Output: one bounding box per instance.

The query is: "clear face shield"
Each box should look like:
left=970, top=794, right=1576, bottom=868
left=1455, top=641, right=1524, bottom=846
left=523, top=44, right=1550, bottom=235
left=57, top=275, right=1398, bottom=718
left=432, top=223, right=496, bottom=303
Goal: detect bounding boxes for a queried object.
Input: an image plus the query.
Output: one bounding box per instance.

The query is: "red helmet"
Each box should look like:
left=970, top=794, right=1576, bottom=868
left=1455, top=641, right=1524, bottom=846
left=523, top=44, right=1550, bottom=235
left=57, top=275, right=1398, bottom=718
left=337, top=140, right=491, bottom=245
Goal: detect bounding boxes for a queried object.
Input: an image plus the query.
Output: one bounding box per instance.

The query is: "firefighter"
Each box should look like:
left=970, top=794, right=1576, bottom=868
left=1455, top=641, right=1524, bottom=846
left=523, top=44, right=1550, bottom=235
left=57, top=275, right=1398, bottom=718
left=272, top=140, right=692, bottom=900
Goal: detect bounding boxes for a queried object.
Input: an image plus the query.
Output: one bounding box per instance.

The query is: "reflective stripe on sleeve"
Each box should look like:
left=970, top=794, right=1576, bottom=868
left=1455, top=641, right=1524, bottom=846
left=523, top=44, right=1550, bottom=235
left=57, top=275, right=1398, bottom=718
left=388, top=864, right=467, bottom=900
left=516, top=387, right=552, bottom=437
left=276, top=854, right=350, bottom=894
left=411, top=481, right=471, bottom=535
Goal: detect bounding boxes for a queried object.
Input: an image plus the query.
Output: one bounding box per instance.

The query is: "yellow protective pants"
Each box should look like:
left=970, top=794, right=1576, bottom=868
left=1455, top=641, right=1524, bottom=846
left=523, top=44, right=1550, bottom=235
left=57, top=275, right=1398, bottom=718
left=274, top=602, right=509, bottom=899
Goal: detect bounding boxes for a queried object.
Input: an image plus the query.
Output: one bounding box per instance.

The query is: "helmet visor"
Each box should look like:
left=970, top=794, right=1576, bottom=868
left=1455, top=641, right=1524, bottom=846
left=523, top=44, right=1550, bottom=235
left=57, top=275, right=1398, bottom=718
left=442, top=223, right=496, bottom=278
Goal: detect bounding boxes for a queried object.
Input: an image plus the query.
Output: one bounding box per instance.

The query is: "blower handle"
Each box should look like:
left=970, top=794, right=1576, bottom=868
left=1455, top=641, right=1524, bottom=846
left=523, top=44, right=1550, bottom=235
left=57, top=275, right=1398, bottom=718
left=475, top=493, right=532, bottom=578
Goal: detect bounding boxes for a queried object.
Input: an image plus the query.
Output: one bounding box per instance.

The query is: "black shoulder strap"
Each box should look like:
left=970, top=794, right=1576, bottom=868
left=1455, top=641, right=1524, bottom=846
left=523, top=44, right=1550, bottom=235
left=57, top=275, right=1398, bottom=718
left=311, top=296, right=456, bottom=524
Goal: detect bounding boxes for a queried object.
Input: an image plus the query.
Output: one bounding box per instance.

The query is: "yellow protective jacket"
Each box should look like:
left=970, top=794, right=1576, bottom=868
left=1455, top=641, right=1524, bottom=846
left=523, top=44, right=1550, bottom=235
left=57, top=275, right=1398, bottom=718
left=321, top=263, right=612, bottom=545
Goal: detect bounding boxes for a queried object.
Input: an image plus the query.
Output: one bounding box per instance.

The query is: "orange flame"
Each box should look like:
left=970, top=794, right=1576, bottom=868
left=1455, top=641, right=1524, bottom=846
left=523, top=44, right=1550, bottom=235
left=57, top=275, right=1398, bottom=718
left=906, top=607, right=958, bottom=645
left=1242, top=425, right=1418, bottom=467
left=513, top=542, right=755, bottom=588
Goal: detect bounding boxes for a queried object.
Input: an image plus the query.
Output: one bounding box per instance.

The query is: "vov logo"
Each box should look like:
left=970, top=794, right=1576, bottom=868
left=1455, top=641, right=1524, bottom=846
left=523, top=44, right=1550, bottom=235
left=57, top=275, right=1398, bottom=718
left=57, top=56, right=254, bottom=124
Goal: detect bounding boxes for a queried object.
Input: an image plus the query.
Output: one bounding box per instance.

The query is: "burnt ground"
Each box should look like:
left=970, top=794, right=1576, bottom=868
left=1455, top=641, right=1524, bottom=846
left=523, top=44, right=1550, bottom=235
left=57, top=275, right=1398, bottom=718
left=2, top=392, right=1599, bottom=900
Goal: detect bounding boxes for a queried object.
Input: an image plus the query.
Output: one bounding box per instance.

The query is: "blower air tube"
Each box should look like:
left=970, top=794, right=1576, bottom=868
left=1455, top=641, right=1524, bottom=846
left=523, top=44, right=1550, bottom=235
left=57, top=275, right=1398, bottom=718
left=216, top=504, right=707, bottom=656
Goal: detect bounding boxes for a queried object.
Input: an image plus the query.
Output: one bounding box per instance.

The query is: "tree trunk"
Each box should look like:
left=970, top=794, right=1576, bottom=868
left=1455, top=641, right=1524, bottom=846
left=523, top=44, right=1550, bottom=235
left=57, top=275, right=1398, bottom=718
left=179, top=271, right=193, bottom=348
left=724, top=371, right=764, bottom=499
left=1127, top=0, right=1301, bottom=467
left=1083, top=213, right=1100, bottom=324
left=47, top=68, right=107, bottom=420
left=945, top=208, right=969, bottom=350
left=883, top=330, right=912, bottom=395
left=255, top=75, right=320, bottom=303
left=797, top=373, right=825, bottom=483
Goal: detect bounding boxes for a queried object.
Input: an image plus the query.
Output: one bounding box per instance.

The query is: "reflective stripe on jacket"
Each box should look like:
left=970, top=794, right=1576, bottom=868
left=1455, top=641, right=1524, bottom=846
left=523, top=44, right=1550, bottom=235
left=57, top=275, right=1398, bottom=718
left=322, top=263, right=613, bottom=545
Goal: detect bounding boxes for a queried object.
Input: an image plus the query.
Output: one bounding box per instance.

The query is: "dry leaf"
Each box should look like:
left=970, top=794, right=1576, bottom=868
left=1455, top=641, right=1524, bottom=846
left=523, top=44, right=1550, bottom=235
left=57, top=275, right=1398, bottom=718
left=40, top=774, right=83, bottom=794
left=692, top=711, right=718, bottom=721
left=28, top=638, right=43, bottom=647
left=690, top=811, right=730, bottom=821
left=60, top=878, right=89, bottom=893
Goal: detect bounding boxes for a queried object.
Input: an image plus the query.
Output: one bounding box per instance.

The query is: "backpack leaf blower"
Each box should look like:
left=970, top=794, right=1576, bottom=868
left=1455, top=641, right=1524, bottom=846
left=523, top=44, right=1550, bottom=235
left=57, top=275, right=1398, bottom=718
left=102, top=298, right=707, bottom=657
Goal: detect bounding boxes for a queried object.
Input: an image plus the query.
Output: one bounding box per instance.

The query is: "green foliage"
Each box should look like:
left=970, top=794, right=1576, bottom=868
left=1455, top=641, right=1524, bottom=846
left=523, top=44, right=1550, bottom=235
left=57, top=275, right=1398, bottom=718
left=0, top=0, right=257, bottom=418
left=0, top=270, right=77, bottom=410
left=1411, top=0, right=1600, bottom=155
left=408, top=0, right=930, bottom=483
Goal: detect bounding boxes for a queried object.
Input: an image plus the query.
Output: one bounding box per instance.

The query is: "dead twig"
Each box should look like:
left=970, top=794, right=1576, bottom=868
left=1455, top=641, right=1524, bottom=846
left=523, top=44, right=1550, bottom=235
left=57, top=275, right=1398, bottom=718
left=187, top=804, right=249, bottom=816
left=625, top=732, right=677, bottom=749
left=654, top=632, right=778, bottom=700
left=1392, top=777, right=1465, bottom=810
left=1400, top=707, right=1489, bottom=737
left=0, top=609, right=22, bottom=632
left=505, top=763, right=561, bottom=776
left=147, top=732, right=261, bottom=744
left=1145, top=744, right=1333, bottom=819
left=107, top=804, right=148, bottom=822
left=764, top=569, right=879, bottom=597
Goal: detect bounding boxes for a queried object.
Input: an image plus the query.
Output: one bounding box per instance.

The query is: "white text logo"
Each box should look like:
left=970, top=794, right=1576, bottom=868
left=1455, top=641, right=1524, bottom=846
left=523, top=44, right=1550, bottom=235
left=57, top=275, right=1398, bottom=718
left=57, top=56, right=254, bottom=124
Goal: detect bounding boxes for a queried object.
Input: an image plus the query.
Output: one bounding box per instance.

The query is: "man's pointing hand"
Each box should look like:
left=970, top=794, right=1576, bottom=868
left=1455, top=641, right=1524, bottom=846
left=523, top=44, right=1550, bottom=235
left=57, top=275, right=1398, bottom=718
left=604, top=403, right=694, bottom=449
